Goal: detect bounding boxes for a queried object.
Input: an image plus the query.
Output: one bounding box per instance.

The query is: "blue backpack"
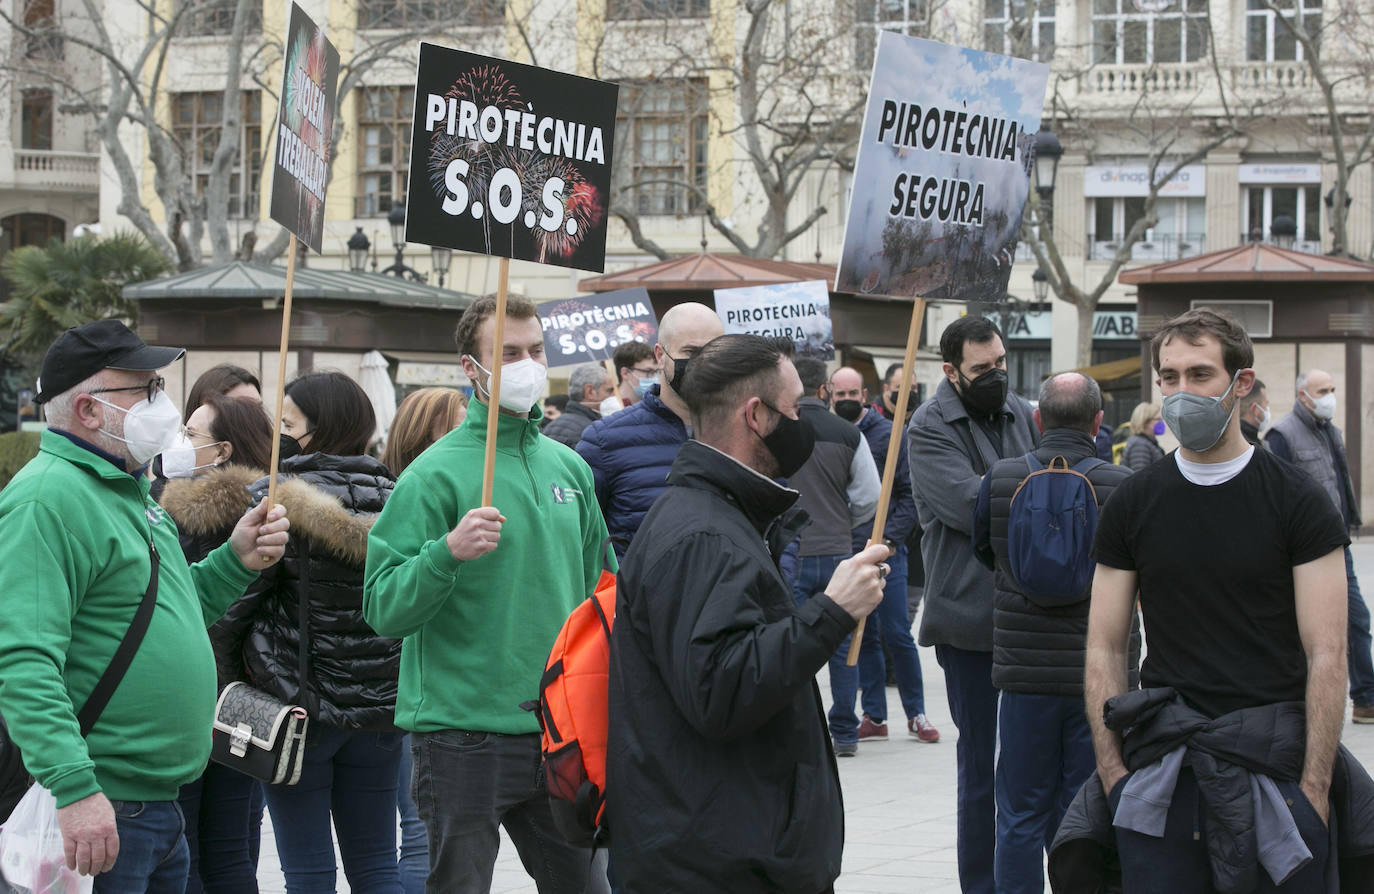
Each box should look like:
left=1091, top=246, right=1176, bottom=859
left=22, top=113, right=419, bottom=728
left=1007, top=454, right=1104, bottom=604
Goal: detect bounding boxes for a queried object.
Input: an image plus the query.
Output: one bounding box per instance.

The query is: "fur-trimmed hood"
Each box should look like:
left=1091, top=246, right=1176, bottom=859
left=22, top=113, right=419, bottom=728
left=270, top=476, right=378, bottom=567
left=158, top=465, right=263, bottom=537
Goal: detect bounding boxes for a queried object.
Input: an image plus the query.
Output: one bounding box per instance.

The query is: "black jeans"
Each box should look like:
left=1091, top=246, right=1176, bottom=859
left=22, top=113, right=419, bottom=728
left=412, top=730, right=608, bottom=894
left=1112, top=767, right=1330, bottom=893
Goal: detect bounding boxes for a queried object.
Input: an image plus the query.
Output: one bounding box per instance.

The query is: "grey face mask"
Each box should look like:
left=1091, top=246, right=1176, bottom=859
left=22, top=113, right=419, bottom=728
left=1161, top=372, right=1241, bottom=453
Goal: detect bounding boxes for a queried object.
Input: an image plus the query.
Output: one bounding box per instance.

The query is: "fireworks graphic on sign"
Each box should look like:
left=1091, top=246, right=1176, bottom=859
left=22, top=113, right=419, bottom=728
left=426, top=64, right=602, bottom=262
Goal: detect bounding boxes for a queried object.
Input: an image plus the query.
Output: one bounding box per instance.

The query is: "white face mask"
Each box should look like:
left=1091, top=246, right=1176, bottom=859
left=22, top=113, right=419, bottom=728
left=162, top=432, right=226, bottom=479
left=91, top=391, right=183, bottom=465
left=1306, top=391, right=1337, bottom=421
left=1257, top=404, right=1272, bottom=433
left=599, top=395, right=624, bottom=417
left=468, top=356, right=548, bottom=415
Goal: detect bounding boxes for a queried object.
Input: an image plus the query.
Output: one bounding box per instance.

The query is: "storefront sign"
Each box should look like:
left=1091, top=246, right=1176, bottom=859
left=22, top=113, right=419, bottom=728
left=1083, top=165, right=1206, bottom=197
left=1238, top=163, right=1322, bottom=184
left=997, top=310, right=1138, bottom=341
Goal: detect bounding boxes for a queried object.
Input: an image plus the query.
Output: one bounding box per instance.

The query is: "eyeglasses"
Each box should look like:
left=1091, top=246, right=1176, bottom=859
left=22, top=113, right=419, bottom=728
left=631, top=366, right=657, bottom=376
left=89, top=376, right=165, bottom=404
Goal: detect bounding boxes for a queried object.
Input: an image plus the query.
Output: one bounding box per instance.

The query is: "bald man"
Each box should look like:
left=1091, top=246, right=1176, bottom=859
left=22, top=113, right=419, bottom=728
left=829, top=367, right=939, bottom=744
left=1267, top=369, right=1373, bottom=722
left=577, top=302, right=725, bottom=558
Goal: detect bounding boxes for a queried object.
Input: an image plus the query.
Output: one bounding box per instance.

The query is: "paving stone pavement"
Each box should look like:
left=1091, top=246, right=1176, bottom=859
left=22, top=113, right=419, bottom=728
left=258, top=541, right=1374, bottom=893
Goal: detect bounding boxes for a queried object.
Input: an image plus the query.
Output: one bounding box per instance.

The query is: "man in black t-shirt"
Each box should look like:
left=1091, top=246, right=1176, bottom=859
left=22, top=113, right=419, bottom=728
left=1085, top=309, right=1350, bottom=888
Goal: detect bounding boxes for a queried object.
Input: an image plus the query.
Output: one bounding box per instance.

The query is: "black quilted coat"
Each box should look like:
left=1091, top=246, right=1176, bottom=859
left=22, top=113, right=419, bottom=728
left=226, top=453, right=399, bottom=731
left=974, top=428, right=1137, bottom=697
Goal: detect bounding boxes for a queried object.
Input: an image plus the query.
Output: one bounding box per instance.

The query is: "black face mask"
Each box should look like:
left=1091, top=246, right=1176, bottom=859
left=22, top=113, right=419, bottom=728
left=278, top=432, right=305, bottom=462
left=956, top=368, right=1009, bottom=416
left=758, top=402, right=816, bottom=478
left=666, top=354, right=690, bottom=394
left=887, top=390, right=900, bottom=408
left=833, top=400, right=864, bottom=423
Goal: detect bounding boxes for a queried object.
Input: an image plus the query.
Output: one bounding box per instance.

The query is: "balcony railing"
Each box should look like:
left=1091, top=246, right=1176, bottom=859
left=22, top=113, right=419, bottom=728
left=1076, top=59, right=1336, bottom=104
left=12, top=150, right=100, bottom=192
left=1088, top=232, right=1206, bottom=262
left=1083, top=63, right=1206, bottom=97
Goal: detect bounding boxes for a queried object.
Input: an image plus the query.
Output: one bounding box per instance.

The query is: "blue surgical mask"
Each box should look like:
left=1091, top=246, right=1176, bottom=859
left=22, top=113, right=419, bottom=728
left=633, top=376, right=658, bottom=398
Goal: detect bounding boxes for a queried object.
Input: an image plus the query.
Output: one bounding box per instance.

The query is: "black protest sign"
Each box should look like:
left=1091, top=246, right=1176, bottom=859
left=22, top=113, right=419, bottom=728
left=537, top=288, right=658, bottom=370
left=268, top=2, right=339, bottom=254
left=405, top=45, right=619, bottom=273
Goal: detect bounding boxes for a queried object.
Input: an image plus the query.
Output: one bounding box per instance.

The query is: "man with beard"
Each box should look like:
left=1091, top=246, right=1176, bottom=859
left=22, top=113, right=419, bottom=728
left=907, top=316, right=1039, bottom=894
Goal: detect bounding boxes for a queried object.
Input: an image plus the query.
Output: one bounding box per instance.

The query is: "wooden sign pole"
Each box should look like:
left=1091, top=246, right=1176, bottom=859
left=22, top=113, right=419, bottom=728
left=480, top=257, right=511, bottom=507
left=847, top=296, right=927, bottom=666
left=264, top=234, right=299, bottom=516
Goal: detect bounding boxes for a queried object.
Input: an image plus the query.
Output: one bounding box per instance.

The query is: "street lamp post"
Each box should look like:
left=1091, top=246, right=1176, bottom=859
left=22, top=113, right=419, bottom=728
left=381, top=203, right=426, bottom=281
left=347, top=227, right=370, bottom=273
left=1270, top=214, right=1298, bottom=250
left=430, top=246, right=453, bottom=289
left=1033, top=129, right=1062, bottom=201
left=1032, top=267, right=1049, bottom=303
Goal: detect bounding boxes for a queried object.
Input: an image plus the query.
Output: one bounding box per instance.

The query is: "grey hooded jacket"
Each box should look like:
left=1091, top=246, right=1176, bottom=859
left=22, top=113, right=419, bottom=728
left=907, top=377, right=1039, bottom=652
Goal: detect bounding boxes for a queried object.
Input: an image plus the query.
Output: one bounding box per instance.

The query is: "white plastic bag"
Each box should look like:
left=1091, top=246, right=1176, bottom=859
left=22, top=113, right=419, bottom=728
left=0, top=785, right=93, bottom=894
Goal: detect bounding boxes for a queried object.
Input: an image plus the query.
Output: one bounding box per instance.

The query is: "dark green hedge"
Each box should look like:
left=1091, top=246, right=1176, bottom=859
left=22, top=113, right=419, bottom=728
left=0, top=431, right=42, bottom=490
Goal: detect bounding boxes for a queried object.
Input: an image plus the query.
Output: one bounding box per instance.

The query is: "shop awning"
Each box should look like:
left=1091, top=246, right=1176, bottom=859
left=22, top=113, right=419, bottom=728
left=1054, top=355, right=1142, bottom=384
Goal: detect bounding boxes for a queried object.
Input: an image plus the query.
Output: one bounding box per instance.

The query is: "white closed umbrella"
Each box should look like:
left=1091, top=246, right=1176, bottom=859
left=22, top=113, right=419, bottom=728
left=360, top=350, right=398, bottom=449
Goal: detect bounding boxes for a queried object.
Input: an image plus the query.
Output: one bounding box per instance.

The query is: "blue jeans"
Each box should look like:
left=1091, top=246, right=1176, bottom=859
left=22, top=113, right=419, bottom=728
left=857, top=548, right=926, bottom=722
left=936, top=644, right=998, bottom=894
left=397, top=734, right=428, bottom=894
left=94, top=800, right=189, bottom=894
left=994, top=692, right=1095, bottom=894
left=412, top=730, right=607, bottom=894
left=264, top=725, right=404, bottom=893
left=790, top=554, right=858, bottom=744
left=1345, top=547, right=1374, bottom=707
left=178, top=761, right=264, bottom=893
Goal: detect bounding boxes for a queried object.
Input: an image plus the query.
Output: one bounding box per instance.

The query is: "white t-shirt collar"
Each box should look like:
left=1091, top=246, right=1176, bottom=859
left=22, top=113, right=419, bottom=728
left=1175, top=445, right=1255, bottom=486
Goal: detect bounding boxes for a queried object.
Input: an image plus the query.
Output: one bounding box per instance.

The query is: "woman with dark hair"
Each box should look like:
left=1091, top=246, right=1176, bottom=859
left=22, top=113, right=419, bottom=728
left=157, top=393, right=274, bottom=893
left=235, top=370, right=402, bottom=892
left=185, top=364, right=263, bottom=418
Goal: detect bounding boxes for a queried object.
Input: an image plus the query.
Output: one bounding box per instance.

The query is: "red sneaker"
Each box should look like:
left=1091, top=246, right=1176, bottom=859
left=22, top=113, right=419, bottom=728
left=857, top=713, right=889, bottom=742
left=909, top=714, right=940, bottom=743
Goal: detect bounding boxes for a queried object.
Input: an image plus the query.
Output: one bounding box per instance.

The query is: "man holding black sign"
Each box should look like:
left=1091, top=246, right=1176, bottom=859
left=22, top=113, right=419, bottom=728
left=364, top=296, right=611, bottom=894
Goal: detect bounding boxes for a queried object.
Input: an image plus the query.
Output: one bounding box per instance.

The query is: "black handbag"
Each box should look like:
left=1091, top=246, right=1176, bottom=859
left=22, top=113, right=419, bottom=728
left=0, top=541, right=161, bottom=822
left=209, top=682, right=309, bottom=785
left=209, top=549, right=313, bottom=785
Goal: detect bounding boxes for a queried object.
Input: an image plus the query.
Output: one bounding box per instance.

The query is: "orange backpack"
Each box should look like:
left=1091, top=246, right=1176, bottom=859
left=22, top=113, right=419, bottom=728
left=526, top=541, right=617, bottom=847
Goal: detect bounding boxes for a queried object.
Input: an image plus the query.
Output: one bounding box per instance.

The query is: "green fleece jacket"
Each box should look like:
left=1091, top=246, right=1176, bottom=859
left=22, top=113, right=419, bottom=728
left=364, top=398, right=611, bottom=735
left=0, top=430, right=258, bottom=808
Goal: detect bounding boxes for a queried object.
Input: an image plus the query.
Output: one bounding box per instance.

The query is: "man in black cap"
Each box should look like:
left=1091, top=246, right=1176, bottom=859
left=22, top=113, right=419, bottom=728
left=0, top=320, right=290, bottom=892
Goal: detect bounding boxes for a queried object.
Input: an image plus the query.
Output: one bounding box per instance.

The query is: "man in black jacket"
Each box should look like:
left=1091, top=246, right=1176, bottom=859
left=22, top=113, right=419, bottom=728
left=543, top=362, right=614, bottom=447
left=606, top=334, right=889, bottom=893
left=971, top=372, right=1132, bottom=894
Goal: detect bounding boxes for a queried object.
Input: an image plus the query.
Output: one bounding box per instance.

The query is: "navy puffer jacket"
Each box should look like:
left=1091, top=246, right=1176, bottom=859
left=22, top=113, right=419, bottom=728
left=575, top=386, right=688, bottom=559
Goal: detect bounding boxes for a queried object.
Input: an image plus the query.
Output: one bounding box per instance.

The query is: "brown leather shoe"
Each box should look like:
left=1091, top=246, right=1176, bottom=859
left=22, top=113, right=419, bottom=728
left=1354, top=704, right=1374, bottom=724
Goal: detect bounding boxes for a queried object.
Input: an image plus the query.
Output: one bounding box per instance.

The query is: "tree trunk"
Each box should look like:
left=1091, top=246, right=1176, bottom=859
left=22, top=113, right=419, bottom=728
left=1075, top=301, right=1095, bottom=370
